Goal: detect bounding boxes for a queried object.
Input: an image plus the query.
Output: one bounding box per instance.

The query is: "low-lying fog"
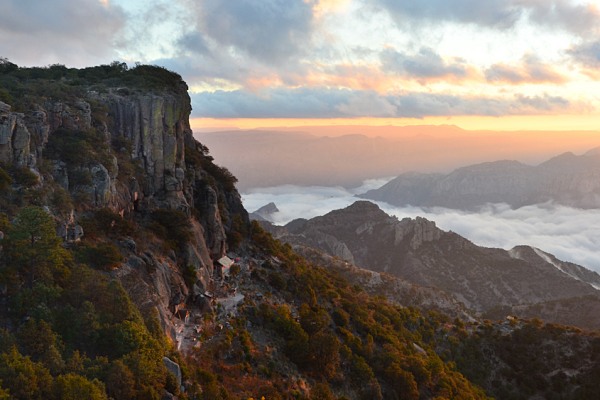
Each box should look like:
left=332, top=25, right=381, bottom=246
left=242, top=181, right=600, bottom=273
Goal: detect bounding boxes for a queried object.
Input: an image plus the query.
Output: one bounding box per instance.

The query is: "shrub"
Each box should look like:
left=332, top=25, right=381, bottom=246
left=75, top=243, right=123, bottom=271
left=80, top=208, right=135, bottom=238
left=148, top=209, right=192, bottom=250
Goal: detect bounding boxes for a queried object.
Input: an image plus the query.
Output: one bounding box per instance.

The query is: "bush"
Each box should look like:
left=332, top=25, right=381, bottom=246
left=80, top=208, right=135, bottom=239
left=148, top=209, right=192, bottom=250
left=75, top=243, right=123, bottom=271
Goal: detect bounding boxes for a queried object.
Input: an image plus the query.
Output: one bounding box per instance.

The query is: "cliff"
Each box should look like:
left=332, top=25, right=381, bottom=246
left=2, top=63, right=600, bottom=400
left=0, top=64, right=249, bottom=345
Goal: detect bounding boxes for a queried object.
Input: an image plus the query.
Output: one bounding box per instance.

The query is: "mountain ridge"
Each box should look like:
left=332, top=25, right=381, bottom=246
left=360, top=149, right=600, bottom=209
left=262, top=200, right=600, bottom=329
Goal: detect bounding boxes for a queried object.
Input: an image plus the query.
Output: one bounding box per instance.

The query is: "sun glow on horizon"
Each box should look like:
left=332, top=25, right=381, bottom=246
left=191, top=114, right=600, bottom=134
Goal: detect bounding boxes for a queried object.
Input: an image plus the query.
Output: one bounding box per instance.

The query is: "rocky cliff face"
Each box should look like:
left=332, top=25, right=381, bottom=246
left=268, top=201, right=600, bottom=327
left=0, top=78, right=248, bottom=344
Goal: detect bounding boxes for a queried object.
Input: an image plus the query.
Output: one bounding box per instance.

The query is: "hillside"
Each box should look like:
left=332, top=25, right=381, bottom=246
left=0, top=61, right=599, bottom=399
left=263, top=201, right=600, bottom=330
left=360, top=150, right=600, bottom=209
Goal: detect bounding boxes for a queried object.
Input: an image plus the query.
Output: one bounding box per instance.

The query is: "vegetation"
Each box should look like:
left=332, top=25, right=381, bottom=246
left=0, top=59, right=184, bottom=112
left=2, top=60, right=599, bottom=399
left=445, top=320, right=600, bottom=400
left=185, top=223, right=491, bottom=399
left=0, top=207, right=170, bottom=399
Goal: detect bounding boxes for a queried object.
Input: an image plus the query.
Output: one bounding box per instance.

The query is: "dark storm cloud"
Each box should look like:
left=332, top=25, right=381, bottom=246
left=0, top=0, right=126, bottom=66
left=191, top=88, right=571, bottom=118
left=375, top=0, right=600, bottom=35
left=380, top=47, right=472, bottom=80
left=183, top=0, right=315, bottom=64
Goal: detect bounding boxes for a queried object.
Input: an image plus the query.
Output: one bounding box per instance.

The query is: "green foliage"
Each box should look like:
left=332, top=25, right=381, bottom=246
left=80, top=208, right=135, bottom=239
left=54, top=374, right=108, bottom=400
left=185, top=145, right=238, bottom=192
left=236, top=228, right=491, bottom=399
left=446, top=320, right=600, bottom=400
left=148, top=209, right=192, bottom=250
left=10, top=166, right=39, bottom=188
left=0, top=60, right=184, bottom=112
left=44, top=128, right=111, bottom=169
left=192, top=368, right=229, bottom=400
left=49, top=187, right=74, bottom=216
left=0, top=167, right=12, bottom=191
left=4, top=206, right=70, bottom=288
left=182, top=264, right=197, bottom=289
left=74, top=243, right=123, bottom=271
left=0, top=347, right=53, bottom=399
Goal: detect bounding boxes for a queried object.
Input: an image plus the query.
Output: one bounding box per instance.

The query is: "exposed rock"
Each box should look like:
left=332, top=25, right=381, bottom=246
left=269, top=201, right=600, bottom=327
left=163, top=357, right=183, bottom=388
left=0, top=77, right=250, bottom=351
left=250, top=202, right=279, bottom=222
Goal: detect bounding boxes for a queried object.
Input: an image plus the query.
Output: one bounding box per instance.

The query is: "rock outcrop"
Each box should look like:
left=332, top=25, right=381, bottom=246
left=0, top=77, right=249, bottom=346
left=267, top=201, right=600, bottom=327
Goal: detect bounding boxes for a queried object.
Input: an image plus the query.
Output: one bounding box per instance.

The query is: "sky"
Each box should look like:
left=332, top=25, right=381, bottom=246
left=2, top=0, right=600, bottom=131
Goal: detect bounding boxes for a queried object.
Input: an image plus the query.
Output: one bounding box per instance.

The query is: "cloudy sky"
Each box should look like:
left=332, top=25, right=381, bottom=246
left=2, top=0, right=600, bottom=130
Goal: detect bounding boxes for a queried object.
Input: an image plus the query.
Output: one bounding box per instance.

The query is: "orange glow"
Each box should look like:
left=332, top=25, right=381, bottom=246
left=191, top=114, right=600, bottom=134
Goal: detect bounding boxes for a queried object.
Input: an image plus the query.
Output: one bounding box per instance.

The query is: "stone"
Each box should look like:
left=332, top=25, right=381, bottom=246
left=162, top=357, right=182, bottom=388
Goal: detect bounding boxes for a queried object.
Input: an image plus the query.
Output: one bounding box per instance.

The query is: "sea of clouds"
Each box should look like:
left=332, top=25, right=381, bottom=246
left=242, top=180, right=600, bottom=273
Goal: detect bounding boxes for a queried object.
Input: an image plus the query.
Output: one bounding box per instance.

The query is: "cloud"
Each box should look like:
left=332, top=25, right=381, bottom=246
left=182, top=0, right=315, bottom=64
left=380, top=47, right=474, bottom=81
left=0, top=0, right=126, bottom=66
left=191, top=88, right=572, bottom=118
left=374, top=0, right=600, bottom=36
left=568, top=40, right=600, bottom=71
left=373, top=0, right=520, bottom=29
left=485, top=55, right=566, bottom=84
left=521, top=0, right=600, bottom=37
left=242, top=184, right=600, bottom=272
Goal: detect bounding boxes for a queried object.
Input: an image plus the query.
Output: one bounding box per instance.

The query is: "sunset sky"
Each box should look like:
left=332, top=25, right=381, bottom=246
left=2, top=0, right=600, bottom=131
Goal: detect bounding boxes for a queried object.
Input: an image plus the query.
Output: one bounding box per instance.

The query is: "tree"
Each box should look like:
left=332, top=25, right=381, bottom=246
left=7, top=206, right=69, bottom=287
left=54, top=374, right=108, bottom=400
left=0, top=347, right=54, bottom=400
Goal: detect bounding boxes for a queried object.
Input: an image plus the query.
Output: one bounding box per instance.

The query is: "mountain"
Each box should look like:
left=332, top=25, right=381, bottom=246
left=265, top=201, right=600, bottom=329
left=197, top=128, right=600, bottom=190
left=249, top=201, right=279, bottom=222
left=360, top=151, right=600, bottom=209
left=0, top=62, right=496, bottom=400
left=2, top=61, right=600, bottom=400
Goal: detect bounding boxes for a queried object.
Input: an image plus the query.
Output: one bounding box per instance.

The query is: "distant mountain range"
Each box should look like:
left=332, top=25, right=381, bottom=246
left=360, top=148, right=600, bottom=209
left=197, top=128, right=600, bottom=190
left=260, top=201, right=600, bottom=330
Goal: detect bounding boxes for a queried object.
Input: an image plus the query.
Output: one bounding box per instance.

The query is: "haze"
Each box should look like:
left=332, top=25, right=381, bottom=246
left=197, top=127, right=600, bottom=190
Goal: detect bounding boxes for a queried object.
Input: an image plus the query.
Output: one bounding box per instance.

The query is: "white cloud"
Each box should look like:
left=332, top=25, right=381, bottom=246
left=243, top=184, right=600, bottom=272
